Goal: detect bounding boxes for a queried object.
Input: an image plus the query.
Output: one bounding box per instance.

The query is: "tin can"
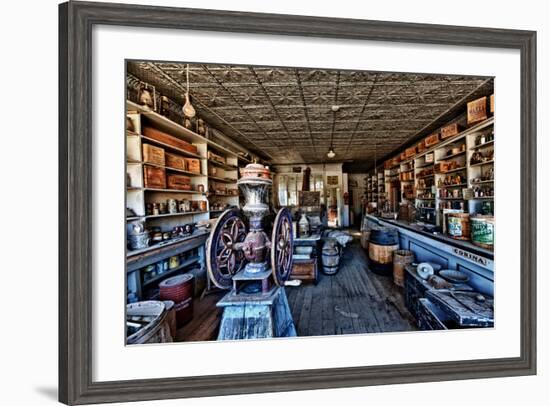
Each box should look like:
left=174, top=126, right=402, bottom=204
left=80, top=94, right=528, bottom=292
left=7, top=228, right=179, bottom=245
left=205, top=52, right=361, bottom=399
left=167, top=198, right=177, bottom=214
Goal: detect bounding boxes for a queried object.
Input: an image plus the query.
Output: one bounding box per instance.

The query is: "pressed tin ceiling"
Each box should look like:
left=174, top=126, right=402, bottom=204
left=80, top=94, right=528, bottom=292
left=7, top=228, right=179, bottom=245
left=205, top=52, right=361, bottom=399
left=127, top=61, right=491, bottom=170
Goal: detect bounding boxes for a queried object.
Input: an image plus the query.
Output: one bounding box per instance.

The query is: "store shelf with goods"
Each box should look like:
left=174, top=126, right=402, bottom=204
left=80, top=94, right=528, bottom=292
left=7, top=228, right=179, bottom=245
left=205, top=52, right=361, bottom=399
left=143, top=188, right=206, bottom=195
left=143, top=211, right=209, bottom=220
left=439, top=166, right=467, bottom=174
left=139, top=161, right=206, bottom=177
left=141, top=256, right=201, bottom=287
left=469, top=160, right=494, bottom=168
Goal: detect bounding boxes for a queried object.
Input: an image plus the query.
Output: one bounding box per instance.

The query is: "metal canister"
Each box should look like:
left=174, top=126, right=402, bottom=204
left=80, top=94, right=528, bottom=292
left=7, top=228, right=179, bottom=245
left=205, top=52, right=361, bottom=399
left=167, top=198, right=177, bottom=214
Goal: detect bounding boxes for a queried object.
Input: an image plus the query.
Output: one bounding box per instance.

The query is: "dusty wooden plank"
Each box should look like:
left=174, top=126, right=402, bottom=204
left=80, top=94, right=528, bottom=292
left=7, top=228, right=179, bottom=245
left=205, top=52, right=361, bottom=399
left=320, top=275, right=336, bottom=336
left=297, top=285, right=314, bottom=336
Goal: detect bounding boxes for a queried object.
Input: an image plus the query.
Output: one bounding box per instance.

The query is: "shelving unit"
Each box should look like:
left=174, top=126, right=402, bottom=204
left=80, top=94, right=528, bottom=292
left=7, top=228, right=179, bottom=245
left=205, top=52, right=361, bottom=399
left=125, top=100, right=253, bottom=301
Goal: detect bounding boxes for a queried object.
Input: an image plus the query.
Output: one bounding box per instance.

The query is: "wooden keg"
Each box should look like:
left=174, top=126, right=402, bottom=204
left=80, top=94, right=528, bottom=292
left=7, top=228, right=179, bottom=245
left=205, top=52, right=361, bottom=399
left=321, top=238, right=340, bottom=275
left=393, top=250, right=415, bottom=287
left=471, top=216, right=494, bottom=249
left=360, top=230, right=370, bottom=250
left=368, top=227, right=399, bottom=276
left=159, top=274, right=194, bottom=328
left=447, top=213, right=471, bottom=240
left=126, top=301, right=172, bottom=344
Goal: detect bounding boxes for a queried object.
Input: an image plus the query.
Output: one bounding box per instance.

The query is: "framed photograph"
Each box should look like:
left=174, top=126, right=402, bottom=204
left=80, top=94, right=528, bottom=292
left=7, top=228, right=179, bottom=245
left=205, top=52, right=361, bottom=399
left=59, top=1, right=536, bottom=404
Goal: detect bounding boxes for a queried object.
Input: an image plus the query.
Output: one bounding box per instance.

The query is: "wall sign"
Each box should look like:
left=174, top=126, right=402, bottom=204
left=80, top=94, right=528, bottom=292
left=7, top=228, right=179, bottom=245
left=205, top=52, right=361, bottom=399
left=327, top=175, right=339, bottom=186
left=452, top=247, right=488, bottom=266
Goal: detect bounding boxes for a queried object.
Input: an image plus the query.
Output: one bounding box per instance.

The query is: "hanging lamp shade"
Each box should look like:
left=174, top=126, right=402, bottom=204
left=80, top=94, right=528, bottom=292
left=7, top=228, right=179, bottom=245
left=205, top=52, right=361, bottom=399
left=182, top=64, right=196, bottom=118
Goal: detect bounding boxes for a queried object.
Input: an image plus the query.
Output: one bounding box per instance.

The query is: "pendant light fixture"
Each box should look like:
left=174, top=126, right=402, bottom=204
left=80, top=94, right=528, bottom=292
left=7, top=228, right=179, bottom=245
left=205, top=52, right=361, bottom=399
left=327, top=147, right=336, bottom=159
left=182, top=64, right=196, bottom=118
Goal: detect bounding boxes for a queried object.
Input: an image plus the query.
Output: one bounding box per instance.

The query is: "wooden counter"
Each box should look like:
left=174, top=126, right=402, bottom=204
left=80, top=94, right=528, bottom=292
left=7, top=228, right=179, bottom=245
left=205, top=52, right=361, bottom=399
left=366, top=215, right=494, bottom=296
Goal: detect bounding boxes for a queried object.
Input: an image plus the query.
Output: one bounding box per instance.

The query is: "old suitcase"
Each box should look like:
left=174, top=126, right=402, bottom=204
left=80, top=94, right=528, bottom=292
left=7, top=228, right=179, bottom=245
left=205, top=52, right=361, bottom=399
left=467, top=96, right=488, bottom=125
left=167, top=174, right=192, bottom=190
left=142, top=143, right=165, bottom=166
left=165, top=152, right=186, bottom=170
left=142, top=126, right=198, bottom=155
left=143, top=166, right=166, bottom=189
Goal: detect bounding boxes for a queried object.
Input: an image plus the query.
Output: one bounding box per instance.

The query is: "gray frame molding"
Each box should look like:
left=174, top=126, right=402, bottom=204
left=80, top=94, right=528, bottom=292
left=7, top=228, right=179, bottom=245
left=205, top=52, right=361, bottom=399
left=59, top=1, right=536, bottom=404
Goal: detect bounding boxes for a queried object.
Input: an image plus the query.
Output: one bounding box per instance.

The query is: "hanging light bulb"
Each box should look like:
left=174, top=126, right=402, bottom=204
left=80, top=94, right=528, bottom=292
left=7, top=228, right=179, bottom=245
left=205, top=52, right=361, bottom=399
left=182, top=64, right=196, bottom=118
left=327, top=147, right=336, bottom=159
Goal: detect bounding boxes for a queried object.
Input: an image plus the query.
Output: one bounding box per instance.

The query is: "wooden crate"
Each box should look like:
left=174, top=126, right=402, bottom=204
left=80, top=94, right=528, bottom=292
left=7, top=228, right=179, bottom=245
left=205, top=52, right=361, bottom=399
left=208, top=151, right=225, bottom=164
left=405, top=146, right=416, bottom=158
left=290, top=259, right=317, bottom=284
left=186, top=158, right=201, bottom=174
left=142, top=143, right=165, bottom=166
left=142, top=126, right=198, bottom=154
left=167, top=174, right=192, bottom=190
left=441, top=123, right=461, bottom=139
left=467, top=96, right=488, bottom=125
left=143, top=166, right=166, bottom=189
left=424, top=132, right=440, bottom=147
left=400, top=152, right=406, bottom=161
left=165, top=152, right=186, bottom=170
left=416, top=139, right=426, bottom=153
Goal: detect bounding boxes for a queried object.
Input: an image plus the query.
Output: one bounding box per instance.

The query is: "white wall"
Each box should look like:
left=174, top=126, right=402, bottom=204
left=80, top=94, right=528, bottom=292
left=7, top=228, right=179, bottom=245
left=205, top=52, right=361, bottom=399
left=1, top=1, right=547, bottom=405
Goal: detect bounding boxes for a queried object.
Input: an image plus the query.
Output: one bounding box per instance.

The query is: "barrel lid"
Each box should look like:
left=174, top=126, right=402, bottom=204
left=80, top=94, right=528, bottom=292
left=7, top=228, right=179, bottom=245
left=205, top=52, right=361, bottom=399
left=159, top=273, right=193, bottom=288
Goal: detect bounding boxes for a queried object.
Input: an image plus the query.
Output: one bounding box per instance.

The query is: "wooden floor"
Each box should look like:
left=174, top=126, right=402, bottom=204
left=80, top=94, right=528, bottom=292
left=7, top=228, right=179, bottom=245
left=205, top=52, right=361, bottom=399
left=176, top=237, right=416, bottom=341
left=285, top=240, right=417, bottom=336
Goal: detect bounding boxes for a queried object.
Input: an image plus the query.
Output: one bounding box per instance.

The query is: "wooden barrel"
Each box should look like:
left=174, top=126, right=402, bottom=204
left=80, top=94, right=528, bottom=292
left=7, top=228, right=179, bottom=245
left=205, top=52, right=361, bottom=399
left=360, top=230, right=370, bottom=250
left=321, top=238, right=340, bottom=275
left=471, top=216, right=494, bottom=249
left=126, top=301, right=172, bottom=344
left=447, top=213, right=471, bottom=240
left=368, top=227, right=399, bottom=276
left=159, top=274, right=194, bottom=328
left=393, top=250, right=415, bottom=287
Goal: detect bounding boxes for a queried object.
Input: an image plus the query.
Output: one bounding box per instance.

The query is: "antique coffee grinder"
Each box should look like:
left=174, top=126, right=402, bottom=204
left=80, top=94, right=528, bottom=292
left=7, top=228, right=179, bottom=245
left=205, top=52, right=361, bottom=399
left=206, top=163, right=296, bottom=340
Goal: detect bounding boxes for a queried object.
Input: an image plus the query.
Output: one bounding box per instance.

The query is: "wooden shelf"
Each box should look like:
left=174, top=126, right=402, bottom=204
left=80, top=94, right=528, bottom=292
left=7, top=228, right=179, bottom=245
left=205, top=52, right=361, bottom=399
left=440, top=150, right=466, bottom=160
left=416, top=173, right=434, bottom=179
left=144, top=188, right=206, bottom=195
left=142, top=256, right=200, bottom=287
left=208, top=159, right=238, bottom=171
left=470, top=139, right=495, bottom=150
left=469, top=160, right=494, bottom=168
left=143, top=211, right=208, bottom=220
left=438, top=183, right=467, bottom=188
left=208, top=193, right=238, bottom=198
left=208, top=175, right=237, bottom=183
left=141, top=162, right=205, bottom=177
left=470, top=196, right=494, bottom=200
left=141, top=135, right=204, bottom=159
left=471, top=179, right=494, bottom=184
left=438, top=197, right=465, bottom=200
left=439, top=166, right=467, bottom=174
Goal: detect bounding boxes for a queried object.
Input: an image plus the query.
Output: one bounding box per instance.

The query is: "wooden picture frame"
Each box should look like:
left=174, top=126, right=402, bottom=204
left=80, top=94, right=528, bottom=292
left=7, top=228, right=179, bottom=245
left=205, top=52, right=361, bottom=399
left=59, top=1, right=537, bottom=404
